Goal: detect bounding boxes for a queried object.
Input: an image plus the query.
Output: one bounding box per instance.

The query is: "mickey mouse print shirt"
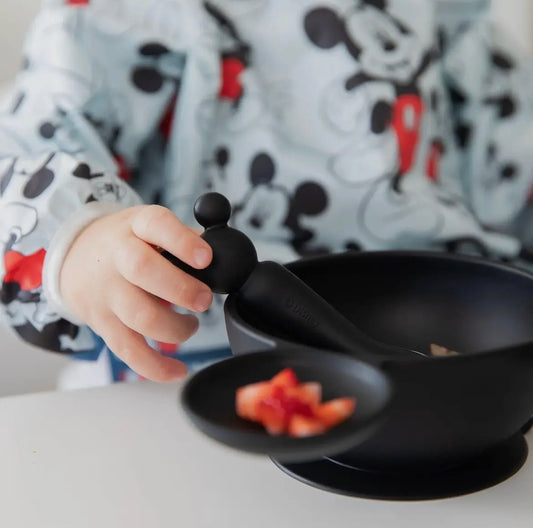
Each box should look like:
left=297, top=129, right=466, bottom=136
left=1, top=0, right=533, bottom=381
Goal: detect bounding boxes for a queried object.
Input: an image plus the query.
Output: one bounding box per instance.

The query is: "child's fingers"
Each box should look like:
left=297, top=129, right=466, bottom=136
left=95, top=312, right=188, bottom=382
left=130, top=205, right=212, bottom=269
left=114, top=235, right=213, bottom=313
left=108, top=279, right=199, bottom=344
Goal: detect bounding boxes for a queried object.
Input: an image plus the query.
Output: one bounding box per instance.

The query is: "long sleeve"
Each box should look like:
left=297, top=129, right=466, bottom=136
left=442, top=14, right=533, bottom=233
left=0, top=2, right=188, bottom=354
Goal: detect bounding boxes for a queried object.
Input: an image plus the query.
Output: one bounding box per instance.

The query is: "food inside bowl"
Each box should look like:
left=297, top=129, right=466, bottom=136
left=236, top=368, right=356, bottom=438
left=430, top=344, right=460, bottom=357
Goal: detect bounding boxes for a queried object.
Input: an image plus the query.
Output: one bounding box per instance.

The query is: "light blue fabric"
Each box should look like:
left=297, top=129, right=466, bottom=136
left=1, top=0, right=533, bottom=382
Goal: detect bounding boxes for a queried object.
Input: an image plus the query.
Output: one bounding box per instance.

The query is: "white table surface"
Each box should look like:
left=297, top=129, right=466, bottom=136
left=0, top=381, right=531, bottom=528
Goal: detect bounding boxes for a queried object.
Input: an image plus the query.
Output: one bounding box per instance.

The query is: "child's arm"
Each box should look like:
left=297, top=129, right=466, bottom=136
left=0, top=3, right=213, bottom=380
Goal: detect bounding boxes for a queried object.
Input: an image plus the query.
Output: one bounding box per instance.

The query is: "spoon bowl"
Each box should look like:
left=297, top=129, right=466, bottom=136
left=181, top=346, right=392, bottom=462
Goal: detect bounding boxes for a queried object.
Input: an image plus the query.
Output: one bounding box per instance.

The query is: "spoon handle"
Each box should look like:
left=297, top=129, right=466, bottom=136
left=237, top=261, right=423, bottom=365
left=163, top=249, right=425, bottom=364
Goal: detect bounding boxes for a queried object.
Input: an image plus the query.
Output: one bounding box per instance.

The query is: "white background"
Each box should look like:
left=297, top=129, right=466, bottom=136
left=0, top=0, right=531, bottom=396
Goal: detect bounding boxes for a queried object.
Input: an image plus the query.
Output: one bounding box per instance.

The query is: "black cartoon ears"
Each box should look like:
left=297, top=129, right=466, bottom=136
left=304, top=2, right=412, bottom=60
left=131, top=42, right=180, bottom=94
left=304, top=8, right=346, bottom=50
left=249, top=152, right=276, bottom=186
left=291, top=181, right=328, bottom=216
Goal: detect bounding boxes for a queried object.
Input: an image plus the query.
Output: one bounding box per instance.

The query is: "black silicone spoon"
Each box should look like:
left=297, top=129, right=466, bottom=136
left=180, top=346, right=391, bottom=461
left=164, top=192, right=427, bottom=364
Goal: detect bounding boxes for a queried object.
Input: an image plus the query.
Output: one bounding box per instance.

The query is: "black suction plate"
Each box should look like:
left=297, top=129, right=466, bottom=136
left=180, top=348, right=391, bottom=462
left=273, top=433, right=528, bottom=501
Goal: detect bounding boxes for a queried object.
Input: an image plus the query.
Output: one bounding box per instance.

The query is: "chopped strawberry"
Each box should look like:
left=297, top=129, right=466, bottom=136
left=235, top=369, right=356, bottom=437
left=274, top=391, right=314, bottom=418
left=236, top=381, right=274, bottom=421
left=256, top=398, right=286, bottom=436
left=302, top=382, right=322, bottom=404
left=270, top=367, right=299, bottom=388
left=285, top=383, right=322, bottom=407
left=256, top=385, right=314, bottom=433
left=288, top=415, right=327, bottom=438
left=315, top=398, right=356, bottom=428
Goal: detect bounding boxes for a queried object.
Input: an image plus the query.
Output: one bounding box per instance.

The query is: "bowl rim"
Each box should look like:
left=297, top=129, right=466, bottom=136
left=224, top=250, right=533, bottom=362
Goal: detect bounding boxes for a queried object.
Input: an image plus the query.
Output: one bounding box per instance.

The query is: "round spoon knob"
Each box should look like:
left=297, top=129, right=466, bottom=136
left=194, top=192, right=231, bottom=229
left=164, top=193, right=258, bottom=294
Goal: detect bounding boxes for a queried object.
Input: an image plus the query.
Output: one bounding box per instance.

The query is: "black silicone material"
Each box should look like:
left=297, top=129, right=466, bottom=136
left=180, top=347, right=391, bottom=462
left=272, top=434, right=528, bottom=501
left=171, top=192, right=533, bottom=498
left=226, top=251, right=533, bottom=472
left=162, top=193, right=257, bottom=294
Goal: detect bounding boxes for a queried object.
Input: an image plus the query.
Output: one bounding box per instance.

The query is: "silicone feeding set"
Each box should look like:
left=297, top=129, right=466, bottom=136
left=170, top=193, right=533, bottom=501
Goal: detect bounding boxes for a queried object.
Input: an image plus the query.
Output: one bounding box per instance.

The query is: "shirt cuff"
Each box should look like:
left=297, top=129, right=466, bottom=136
left=42, top=201, right=127, bottom=324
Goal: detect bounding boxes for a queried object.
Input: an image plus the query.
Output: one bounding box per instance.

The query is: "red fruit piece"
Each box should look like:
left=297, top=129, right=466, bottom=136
left=256, top=396, right=286, bottom=436
left=236, top=369, right=356, bottom=437
left=256, top=385, right=315, bottom=434
left=270, top=368, right=299, bottom=388
left=285, top=382, right=322, bottom=407
left=315, top=398, right=356, bottom=428
left=288, top=415, right=327, bottom=438
left=236, top=381, right=274, bottom=421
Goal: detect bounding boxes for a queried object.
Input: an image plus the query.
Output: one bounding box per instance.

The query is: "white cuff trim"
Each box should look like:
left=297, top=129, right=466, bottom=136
left=42, top=201, right=126, bottom=324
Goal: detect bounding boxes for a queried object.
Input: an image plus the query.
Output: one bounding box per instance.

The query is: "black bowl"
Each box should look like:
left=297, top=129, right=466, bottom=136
left=224, top=251, right=533, bottom=471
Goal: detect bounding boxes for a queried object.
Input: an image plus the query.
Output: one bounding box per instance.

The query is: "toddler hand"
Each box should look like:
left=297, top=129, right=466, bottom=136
left=59, top=205, right=213, bottom=381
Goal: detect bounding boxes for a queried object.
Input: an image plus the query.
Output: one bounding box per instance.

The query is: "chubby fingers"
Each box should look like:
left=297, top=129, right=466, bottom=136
left=114, top=235, right=213, bottom=313
left=108, top=278, right=199, bottom=344
left=96, top=312, right=188, bottom=382
left=131, top=205, right=212, bottom=269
